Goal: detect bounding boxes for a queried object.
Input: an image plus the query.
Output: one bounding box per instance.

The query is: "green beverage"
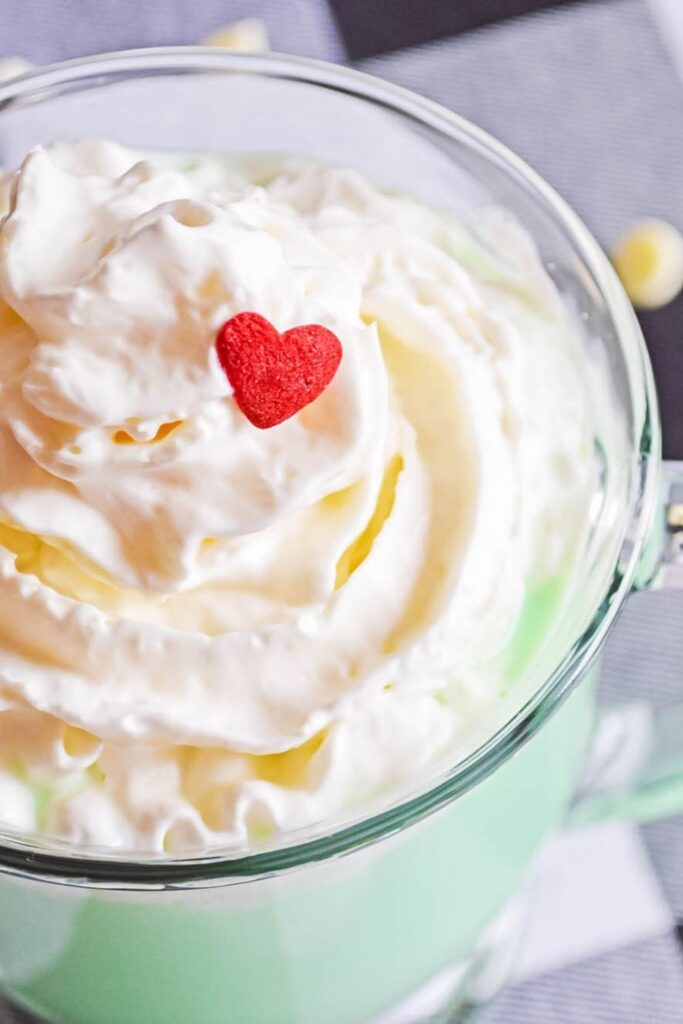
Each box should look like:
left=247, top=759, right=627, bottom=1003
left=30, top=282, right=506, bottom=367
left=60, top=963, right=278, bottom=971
left=0, top=52, right=665, bottom=1024
left=1, top=675, right=594, bottom=1024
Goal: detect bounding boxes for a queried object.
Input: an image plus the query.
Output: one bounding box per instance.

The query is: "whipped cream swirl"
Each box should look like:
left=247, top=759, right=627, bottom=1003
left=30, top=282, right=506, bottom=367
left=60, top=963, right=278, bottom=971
left=0, top=143, right=595, bottom=851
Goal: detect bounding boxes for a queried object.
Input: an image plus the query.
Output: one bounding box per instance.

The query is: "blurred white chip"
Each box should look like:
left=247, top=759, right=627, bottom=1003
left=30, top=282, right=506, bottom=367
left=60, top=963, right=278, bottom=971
left=612, top=218, right=683, bottom=309
left=202, top=19, right=269, bottom=53
left=0, top=56, right=33, bottom=82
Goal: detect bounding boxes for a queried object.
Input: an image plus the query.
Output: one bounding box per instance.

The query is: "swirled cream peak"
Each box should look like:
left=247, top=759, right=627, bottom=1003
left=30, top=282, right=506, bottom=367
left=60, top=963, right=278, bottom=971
left=0, top=142, right=596, bottom=851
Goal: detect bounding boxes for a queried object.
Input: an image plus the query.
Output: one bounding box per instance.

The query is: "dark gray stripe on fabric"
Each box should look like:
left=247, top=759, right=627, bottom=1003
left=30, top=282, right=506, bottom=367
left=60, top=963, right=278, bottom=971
left=482, top=933, right=683, bottom=1024
left=329, top=0, right=598, bottom=59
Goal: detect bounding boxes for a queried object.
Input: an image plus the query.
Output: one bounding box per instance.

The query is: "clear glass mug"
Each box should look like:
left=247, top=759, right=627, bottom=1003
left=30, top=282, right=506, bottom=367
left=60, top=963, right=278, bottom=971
left=0, top=49, right=681, bottom=1024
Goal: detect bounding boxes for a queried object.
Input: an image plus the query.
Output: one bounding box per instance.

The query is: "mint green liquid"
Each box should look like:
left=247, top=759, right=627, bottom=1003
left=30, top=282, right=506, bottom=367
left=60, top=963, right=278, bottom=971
left=0, top=670, right=595, bottom=1024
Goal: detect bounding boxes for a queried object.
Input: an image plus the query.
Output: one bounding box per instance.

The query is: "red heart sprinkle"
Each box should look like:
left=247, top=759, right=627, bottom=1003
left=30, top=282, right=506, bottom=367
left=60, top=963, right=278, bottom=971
left=215, top=312, right=343, bottom=429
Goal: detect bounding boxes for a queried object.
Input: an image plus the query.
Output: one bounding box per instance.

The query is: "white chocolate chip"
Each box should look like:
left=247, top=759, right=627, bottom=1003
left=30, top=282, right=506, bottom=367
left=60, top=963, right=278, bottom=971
left=612, top=218, right=683, bottom=310
left=0, top=57, right=33, bottom=82
left=201, top=19, right=269, bottom=52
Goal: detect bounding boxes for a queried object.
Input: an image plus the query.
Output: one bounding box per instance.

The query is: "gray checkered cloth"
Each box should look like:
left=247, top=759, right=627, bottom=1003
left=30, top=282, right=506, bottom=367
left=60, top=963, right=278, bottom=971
left=1, top=2, right=683, bottom=1021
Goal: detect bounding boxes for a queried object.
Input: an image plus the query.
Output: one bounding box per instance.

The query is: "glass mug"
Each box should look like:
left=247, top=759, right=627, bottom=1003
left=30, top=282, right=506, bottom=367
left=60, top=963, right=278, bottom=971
left=0, top=50, right=681, bottom=1024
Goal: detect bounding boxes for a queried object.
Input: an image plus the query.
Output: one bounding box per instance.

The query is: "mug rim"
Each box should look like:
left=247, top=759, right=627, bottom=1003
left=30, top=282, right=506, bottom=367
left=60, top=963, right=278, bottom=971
left=0, top=47, right=661, bottom=887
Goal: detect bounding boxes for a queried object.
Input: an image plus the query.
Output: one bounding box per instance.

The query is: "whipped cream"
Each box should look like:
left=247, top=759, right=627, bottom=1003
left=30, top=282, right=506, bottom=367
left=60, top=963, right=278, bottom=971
left=0, top=142, right=596, bottom=852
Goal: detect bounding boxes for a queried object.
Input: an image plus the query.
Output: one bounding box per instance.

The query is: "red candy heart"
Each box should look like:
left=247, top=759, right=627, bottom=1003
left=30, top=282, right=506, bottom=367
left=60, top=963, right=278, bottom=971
left=215, top=312, right=343, bottom=429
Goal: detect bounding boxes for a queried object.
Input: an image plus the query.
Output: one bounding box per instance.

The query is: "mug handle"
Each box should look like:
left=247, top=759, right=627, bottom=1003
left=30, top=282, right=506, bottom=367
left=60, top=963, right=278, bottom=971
left=570, top=459, right=683, bottom=828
